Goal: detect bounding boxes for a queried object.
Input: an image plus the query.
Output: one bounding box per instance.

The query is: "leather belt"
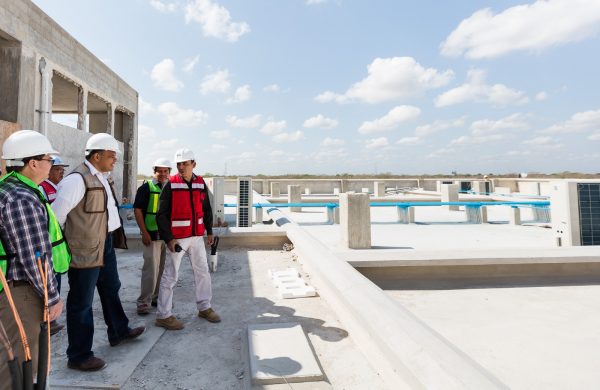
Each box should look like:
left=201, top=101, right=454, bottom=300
left=8, top=280, right=30, bottom=287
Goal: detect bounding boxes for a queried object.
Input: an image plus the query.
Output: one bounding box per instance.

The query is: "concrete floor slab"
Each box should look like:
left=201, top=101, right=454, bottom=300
left=248, top=322, right=324, bottom=385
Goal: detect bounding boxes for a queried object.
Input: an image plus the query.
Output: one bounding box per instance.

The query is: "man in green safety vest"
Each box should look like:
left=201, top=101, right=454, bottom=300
left=0, top=130, right=71, bottom=388
left=133, top=158, right=171, bottom=315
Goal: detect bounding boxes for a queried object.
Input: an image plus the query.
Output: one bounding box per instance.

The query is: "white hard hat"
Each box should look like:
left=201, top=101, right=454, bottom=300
left=85, top=133, right=121, bottom=156
left=173, top=148, right=195, bottom=163
left=2, top=130, right=59, bottom=167
left=153, top=158, right=171, bottom=168
left=51, top=156, right=69, bottom=167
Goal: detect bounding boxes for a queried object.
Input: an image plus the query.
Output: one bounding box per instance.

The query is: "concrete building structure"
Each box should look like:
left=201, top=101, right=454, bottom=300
left=0, top=0, right=138, bottom=198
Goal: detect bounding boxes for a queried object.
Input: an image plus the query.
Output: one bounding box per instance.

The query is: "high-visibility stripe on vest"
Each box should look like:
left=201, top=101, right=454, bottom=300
left=144, top=180, right=161, bottom=233
left=0, top=172, right=72, bottom=291
left=169, top=174, right=206, bottom=239
left=40, top=179, right=58, bottom=203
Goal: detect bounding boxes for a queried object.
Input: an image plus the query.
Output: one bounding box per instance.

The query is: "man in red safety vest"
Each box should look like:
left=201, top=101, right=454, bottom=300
left=155, top=148, right=220, bottom=330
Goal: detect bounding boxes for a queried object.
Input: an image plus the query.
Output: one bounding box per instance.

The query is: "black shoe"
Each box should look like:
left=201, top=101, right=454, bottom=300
left=109, top=326, right=146, bottom=347
left=50, top=320, right=65, bottom=336
left=151, top=300, right=157, bottom=307
left=68, top=356, right=107, bottom=372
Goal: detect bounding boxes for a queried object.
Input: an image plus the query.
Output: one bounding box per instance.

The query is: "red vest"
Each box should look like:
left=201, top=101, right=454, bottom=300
left=40, top=180, right=58, bottom=203
left=170, top=174, right=206, bottom=239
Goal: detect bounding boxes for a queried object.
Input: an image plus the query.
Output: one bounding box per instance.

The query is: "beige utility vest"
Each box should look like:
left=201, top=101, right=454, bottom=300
left=65, top=163, right=118, bottom=268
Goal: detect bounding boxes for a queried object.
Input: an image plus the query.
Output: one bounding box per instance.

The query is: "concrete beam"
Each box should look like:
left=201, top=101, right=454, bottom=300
left=288, top=185, right=301, bottom=212
left=441, top=184, right=459, bottom=211
left=374, top=181, right=385, bottom=197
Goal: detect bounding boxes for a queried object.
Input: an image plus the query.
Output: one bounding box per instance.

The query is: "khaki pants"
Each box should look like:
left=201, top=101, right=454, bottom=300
left=137, top=240, right=166, bottom=306
left=0, top=284, right=43, bottom=390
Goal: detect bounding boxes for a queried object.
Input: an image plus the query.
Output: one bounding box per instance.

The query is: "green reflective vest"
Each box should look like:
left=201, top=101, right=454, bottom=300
left=144, top=180, right=161, bottom=233
left=0, top=172, right=71, bottom=291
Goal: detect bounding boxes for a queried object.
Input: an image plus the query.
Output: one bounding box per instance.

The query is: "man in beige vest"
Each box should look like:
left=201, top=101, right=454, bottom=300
left=52, top=133, right=144, bottom=371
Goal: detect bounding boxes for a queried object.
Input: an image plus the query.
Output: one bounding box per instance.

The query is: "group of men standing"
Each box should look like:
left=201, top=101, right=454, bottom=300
left=0, top=129, right=219, bottom=389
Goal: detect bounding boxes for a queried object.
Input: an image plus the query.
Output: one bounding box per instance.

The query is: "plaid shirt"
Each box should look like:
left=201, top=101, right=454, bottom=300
left=0, top=175, right=59, bottom=306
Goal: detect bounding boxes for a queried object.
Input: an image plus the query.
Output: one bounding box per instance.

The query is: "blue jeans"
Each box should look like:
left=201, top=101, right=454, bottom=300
left=66, top=234, right=130, bottom=363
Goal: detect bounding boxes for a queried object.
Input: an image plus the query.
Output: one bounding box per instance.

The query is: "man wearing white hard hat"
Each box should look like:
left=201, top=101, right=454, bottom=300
left=52, top=133, right=145, bottom=372
left=38, top=155, right=71, bottom=336
left=0, top=130, right=69, bottom=386
left=133, top=158, right=171, bottom=315
left=155, top=148, right=219, bottom=330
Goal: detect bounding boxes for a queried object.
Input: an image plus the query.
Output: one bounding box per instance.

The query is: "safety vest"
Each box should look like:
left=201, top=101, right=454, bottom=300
left=144, top=180, right=161, bottom=232
left=170, top=174, right=206, bottom=239
left=40, top=179, right=58, bottom=203
left=0, top=172, right=72, bottom=292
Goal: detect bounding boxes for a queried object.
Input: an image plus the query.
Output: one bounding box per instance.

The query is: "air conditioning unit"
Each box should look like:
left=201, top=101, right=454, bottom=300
left=205, top=177, right=225, bottom=226
left=237, top=177, right=253, bottom=227
left=550, top=180, right=600, bottom=246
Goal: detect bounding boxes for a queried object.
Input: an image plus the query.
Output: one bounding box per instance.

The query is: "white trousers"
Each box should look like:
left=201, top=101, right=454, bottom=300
left=156, top=236, right=212, bottom=319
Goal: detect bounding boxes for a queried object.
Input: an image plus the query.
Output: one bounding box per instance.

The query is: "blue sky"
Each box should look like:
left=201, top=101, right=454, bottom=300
left=33, top=0, right=600, bottom=175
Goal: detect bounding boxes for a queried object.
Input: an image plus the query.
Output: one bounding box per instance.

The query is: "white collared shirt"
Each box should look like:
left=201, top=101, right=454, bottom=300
left=52, top=160, right=121, bottom=232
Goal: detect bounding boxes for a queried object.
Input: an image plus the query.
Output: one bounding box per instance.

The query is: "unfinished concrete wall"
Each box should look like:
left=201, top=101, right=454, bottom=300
left=0, top=0, right=138, bottom=199
left=0, top=36, right=20, bottom=123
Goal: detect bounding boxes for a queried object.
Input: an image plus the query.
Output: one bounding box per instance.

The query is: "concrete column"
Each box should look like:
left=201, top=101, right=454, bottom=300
left=77, top=86, right=87, bottom=131
left=107, top=103, right=114, bottom=135
left=38, top=58, right=51, bottom=135
left=304, top=188, right=311, bottom=195
left=255, top=207, right=263, bottom=224
left=481, top=206, right=488, bottom=223
left=374, top=181, right=385, bottom=197
left=441, top=184, right=459, bottom=211
left=509, top=207, right=521, bottom=225
left=333, top=207, right=340, bottom=224
left=271, top=182, right=280, bottom=197
left=341, top=179, right=348, bottom=193
left=288, top=185, right=301, bottom=212
left=340, top=193, right=371, bottom=249
left=396, top=206, right=414, bottom=224
left=333, top=188, right=340, bottom=195
left=465, top=206, right=482, bottom=224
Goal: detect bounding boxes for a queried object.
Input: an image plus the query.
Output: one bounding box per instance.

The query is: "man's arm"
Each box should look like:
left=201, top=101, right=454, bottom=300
left=133, top=183, right=151, bottom=246
left=156, top=182, right=173, bottom=244
left=52, top=174, right=85, bottom=227
left=202, top=190, right=213, bottom=235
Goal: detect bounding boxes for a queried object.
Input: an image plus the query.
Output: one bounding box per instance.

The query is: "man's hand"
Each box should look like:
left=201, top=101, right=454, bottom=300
left=167, top=239, right=179, bottom=253
left=49, top=299, right=63, bottom=321
left=141, top=231, right=152, bottom=246
left=207, top=234, right=214, bottom=246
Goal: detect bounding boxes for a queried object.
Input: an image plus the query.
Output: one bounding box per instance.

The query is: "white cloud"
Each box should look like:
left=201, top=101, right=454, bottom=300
left=470, top=113, right=529, bottom=136
left=306, top=0, right=327, bottom=4
left=273, top=131, right=304, bottom=143
left=183, top=55, right=200, bottom=73
left=303, top=114, right=339, bottom=129
left=320, top=137, right=345, bottom=146
left=521, top=136, right=564, bottom=149
left=359, top=105, right=421, bottom=134
left=138, top=124, right=156, bottom=138
left=155, top=138, right=179, bottom=149
left=150, top=0, right=177, bottom=13
left=151, top=58, right=184, bottom=92
left=211, top=144, right=226, bottom=151
left=435, top=69, right=529, bottom=107
left=396, top=137, right=421, bottom=145
left=588, top=132, right=600, bottom=141
left=535, top=91, right=549, bottom=101
left=260, top=120, right=287, bottom=135
left=263, top=84, right=280, bottom=93
left=227, top=85, right=251, bottom=103
left=365, top=137, right=389, bottom=149
left=239, top=152, right=256, bottom=160
left=158, top=102, right=208, bottom=127
left=441, top=0, right=600, bottom=59
left=138, top=97, right=154, bottom=115
left=414, top=117, right=466, bottom=137
left=315, top=57, right=453, bottom=104
left=200, top=69, right=231, bottom=95
left=542, top=108, right=600, bottom=133
left=450, top=133, right=508, bottom=146
left=270, top=150, right=285, bottom=157
left=210, top=130, right=230, bottom=139
left=184, top=0, right=250, bottom=42
left=226, top=114, right=261, bottom=128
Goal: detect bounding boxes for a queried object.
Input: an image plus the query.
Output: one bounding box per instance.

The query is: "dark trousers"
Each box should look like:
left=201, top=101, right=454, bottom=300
left=66, top=234, right=130, bottom=363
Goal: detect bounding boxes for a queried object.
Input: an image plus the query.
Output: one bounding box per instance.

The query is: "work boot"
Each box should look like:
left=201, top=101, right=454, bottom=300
left=137, top=304, right=150, bottom=315
left=50, top=320, right=65, bottom=335
left=198, top=308, right=221, bottom=323
left=68, top=356, right=107, bottom=372
left=155, top=315, right=184, bottom=330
